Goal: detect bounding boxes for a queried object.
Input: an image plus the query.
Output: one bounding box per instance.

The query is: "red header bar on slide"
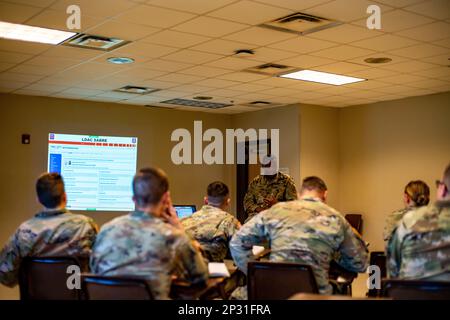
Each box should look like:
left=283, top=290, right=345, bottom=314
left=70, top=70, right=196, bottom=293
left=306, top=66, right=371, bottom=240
left=49, top=141, right=136, bottom=147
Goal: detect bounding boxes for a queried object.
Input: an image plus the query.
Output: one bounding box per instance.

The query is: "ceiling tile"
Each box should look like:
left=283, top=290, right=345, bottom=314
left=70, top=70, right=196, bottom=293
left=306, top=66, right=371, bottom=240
left=111, top=66, right=168, bottom=80
left=224, top=26, right=297, bottom=46
left=372, top=0, right=425, bottom=8
left=169, top=84, right=216, bottom=94
left=314, top=61, right=369, bottom=73
left=207, top=0, right=293, bottom=25
left=141, top=30, right=211, bottom=49
left=58, top=87, right=105, bottom=97
left=309, top=24, right=382, bottom=43
left=86, top=21, right=161, bottom=41
left=346, top=53, right=408, bottom=67
left=23, top=82, right=68, bottom=93
left=397, top=22, right=450, bottom=42
left=25, top=56, right=81, bottom=69
left=115, top=4, right=195, bottom=28
left=377, top=74, right=427, bottom=84
left=202, top=87, right=250, bottom=97
left=5, top=0, right=55, bottom=7
left=0, top=71, right=43, bottom=82
left=268, top=36, right=338, bottom=54
left=407, top=78, right=450, bottom=89
left=404, top=0, right=450, bottom=20
left=8, top=63, right=67, bottom=75
left=162, top=49, right=223, bottom=64
left=172, top=16, right=248, bottom=37
left=433, top=37, right=450, bottom=49
left=41, top=45, right=104, bottom=60
left=411, top=66, right=450, bottom=79
left=147, top=0, right=236, bottom=14
left=226, top=82, right=272, bottom=93
left=26, top=9, right=103, bottom=32
left=388, top=43, right=449, bottom=59
left=313, top=45, right=375, bottom=60
left=352, top=34, right=419, bottom=51
left=13, top=88, right=50, bottom=96
left=0, top=50, right=33, bottom=64
left=0, top=80, right=29, bottom=91
left=422, top=53, right=450, bottom=66
left=113, top=41, right=179, bottom=59
left=245, top=47, right=298, bottom=62
left=381, top=60, right=439, bottom=72
left=344, top=79, right=391, bottom=90
left=0, top=62, right=15, bottom=72
left=142, top=59, right=193, bottom=72
left=252, top=0, right=331, bottom=11
left=191, top=39, right=255, bottom=55
left=0, top=2, right=43, bottom=23
left=217, top=71, right=269, bottom=82
left=205, top=56, right=260, bottom=70
left=50, top=0, right=138, bottom=19
left=352, top=9, right=433, bottom=32
left=373, top=84, right=422, bottom=94
left=178, top=65, right=230, bottom=77
left=306, top=0, right=393, bottom=22
left=153, top=73, right=205, bottom=84
left=0, top=38, right=50, bottom=54
left=276, top=54, right=335, bottom=68
left=193, top=78, right=241, bottom=88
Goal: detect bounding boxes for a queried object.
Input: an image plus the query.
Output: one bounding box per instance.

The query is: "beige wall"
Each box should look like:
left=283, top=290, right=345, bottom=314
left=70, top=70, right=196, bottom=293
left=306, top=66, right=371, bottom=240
left=299, top=104, right=340, bottom=209
left=339, top=92, right=450, bottom=252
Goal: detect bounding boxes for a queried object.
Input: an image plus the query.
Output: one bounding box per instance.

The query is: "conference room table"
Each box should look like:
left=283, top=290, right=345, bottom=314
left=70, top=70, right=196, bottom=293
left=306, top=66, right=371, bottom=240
left=170, top=259, right=243, bottom=300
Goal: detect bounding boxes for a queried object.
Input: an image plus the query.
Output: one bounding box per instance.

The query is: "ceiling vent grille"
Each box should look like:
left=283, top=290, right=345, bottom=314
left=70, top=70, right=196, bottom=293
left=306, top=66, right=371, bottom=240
left=114, top=86, right=160, bottom=94
left=259, top=12, right=342, bottom=35
left=243, top=63, right=297, bottom=76
left=161, top=98, right=233, bottom=109
left=62, top=33, right=130, bottom=51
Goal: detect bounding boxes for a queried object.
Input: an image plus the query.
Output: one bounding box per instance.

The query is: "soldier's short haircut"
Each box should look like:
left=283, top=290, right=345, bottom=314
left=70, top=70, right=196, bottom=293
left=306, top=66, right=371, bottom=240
left=301, top=176, right=327, bottom=193
left=36, top=172, right=65, bottom=208
left=444, top=163, right=450, bottom=190
left=133, top=168, right=169, bottom=207
left=207, top=181, right=229, bottom=205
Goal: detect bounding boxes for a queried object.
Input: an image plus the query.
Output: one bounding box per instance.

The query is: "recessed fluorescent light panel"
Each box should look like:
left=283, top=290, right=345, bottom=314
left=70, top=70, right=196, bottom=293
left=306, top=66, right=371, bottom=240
left=279, top=70, right=366, bottom=85
left=0, top=21, right=76, bottom=45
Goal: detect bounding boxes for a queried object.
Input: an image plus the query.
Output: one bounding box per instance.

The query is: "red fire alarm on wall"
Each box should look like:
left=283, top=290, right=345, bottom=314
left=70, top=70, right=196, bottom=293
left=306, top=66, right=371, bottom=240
left=22, top=134, right=31, bottom=144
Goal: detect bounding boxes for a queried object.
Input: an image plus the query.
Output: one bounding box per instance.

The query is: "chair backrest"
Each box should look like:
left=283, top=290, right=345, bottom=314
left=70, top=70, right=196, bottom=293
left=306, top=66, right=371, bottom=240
left=247, top=261, right=319, bottom=300
left=345, top=214, right=363, bottom=234
left=367, top=251, right=387, bottom=297
left=82, top=274, right=154, bottom=300
left=381, top=279, right=450, bottom=300
left=19, top=256, right=83, bottom=300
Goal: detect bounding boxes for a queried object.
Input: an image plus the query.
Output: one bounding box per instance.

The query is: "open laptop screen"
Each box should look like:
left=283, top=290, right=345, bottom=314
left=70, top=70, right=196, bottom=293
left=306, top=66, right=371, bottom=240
left=174, top=205, right=196, bottom=219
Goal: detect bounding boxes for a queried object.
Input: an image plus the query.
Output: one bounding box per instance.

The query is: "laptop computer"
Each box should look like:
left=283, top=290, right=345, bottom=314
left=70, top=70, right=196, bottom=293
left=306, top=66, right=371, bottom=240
left=174, top=205, right=196, bottom=219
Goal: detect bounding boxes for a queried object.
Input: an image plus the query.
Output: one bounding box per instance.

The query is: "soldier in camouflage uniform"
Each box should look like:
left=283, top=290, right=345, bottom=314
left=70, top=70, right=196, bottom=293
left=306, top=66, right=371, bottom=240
left=387, top=164, right=450, bottom=281
left=244, top=155, right=298, bottom=222
left=0, top=173, right=98, bottom=287
left=90, top=168, right=208, bottom=299
left=181, top=181, right=241, bottom=262
left=383, top=180, right=430, bottom=244
left=231, top=176, right=368, bottom=298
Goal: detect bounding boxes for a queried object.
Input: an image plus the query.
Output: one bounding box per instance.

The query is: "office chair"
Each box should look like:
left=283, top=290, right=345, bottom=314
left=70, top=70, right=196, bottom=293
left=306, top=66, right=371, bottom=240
left=381, top=279, right=450, bottom=300
left=19, top=256, right=84, bottom=300
left=247, top=261, right=319, bottom=300
left=367, top=251, right=387, bottom=297
left=345, top=214, right=363, bottom=234
left=82, top=274, right=154, bottom=300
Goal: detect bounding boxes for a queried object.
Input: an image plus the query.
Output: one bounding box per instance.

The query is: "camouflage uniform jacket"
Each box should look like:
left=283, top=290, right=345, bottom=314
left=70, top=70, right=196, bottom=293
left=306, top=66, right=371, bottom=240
left=383, top=206, right=417, bottom=244
left=0, top=208, right=97, bottom=287
left=387, top=200, right=450, bottom=280
left=244, top=172, right=298, bottom=220
left=230, top=197, right=369, bottom=294
left=181, top=205, right=241, bottom=262
left=90, top=210, right=209, bottom=299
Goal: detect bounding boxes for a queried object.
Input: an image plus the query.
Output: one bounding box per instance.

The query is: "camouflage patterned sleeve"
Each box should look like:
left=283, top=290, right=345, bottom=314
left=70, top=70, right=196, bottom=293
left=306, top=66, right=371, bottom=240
left=229, top=214, right=268, bottom=274
left=221, top=216, right=241, bottom=241
left=284, top=177, right=298, bottom=201
left=386, top=223, right=404, bottom=278
left=0, top=231, right=26, bottom=287
left=174, top=233, right=209, bottom=285
left=336, top=221, right=369, bottom=273
left=243, top=180, right=260, bottom=215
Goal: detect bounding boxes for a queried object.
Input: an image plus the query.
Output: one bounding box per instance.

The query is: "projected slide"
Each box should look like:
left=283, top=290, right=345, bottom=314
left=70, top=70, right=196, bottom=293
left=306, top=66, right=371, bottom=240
left=48, top=133, right=138, bottom=211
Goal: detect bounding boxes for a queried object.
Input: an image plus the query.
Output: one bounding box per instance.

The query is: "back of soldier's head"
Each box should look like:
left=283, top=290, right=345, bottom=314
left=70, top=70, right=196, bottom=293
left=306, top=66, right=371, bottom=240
left=404, top=180, right=430, bottom=206
left=207, top=181, right=229, bottom=206
left=300, top=176, right=328, bottom=195
left=133, top=168, right=169, bottom=207
left=36, top=173, right=65, bottom=209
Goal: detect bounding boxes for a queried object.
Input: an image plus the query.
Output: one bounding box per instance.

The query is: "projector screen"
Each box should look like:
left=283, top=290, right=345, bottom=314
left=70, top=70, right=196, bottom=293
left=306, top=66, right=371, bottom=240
left=48, top=133, right=138, bottom=211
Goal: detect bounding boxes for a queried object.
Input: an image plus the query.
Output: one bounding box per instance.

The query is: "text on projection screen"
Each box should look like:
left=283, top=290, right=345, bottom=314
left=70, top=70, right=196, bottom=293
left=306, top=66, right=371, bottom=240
left=48, top=133, right=138, bottom=211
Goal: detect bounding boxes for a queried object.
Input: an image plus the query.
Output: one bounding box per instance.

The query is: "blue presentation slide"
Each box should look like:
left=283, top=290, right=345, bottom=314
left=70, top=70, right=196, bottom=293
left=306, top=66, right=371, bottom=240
left=47, top=133, right=138, bottom=211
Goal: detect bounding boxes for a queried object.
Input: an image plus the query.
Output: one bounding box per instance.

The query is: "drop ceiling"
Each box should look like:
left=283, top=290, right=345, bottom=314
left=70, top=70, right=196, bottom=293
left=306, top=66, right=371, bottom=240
left=0, top=0, right=448, bottom=113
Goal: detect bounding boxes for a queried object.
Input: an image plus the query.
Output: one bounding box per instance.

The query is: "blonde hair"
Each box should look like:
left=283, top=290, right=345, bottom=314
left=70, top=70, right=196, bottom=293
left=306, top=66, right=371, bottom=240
left=405, top=180, right=430, bottom=207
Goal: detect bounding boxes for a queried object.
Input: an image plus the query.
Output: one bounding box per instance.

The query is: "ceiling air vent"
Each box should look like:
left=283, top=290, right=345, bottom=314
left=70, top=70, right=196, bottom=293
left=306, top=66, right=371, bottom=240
left=244, top=63, right=297, bottom=76
left=62, top=33, right=130, bottom=51
left=160, top=98, right=233, bottom=109
left=114, top=86, right=159, bottom=94
left=259, top=12, right=342, bottom=35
